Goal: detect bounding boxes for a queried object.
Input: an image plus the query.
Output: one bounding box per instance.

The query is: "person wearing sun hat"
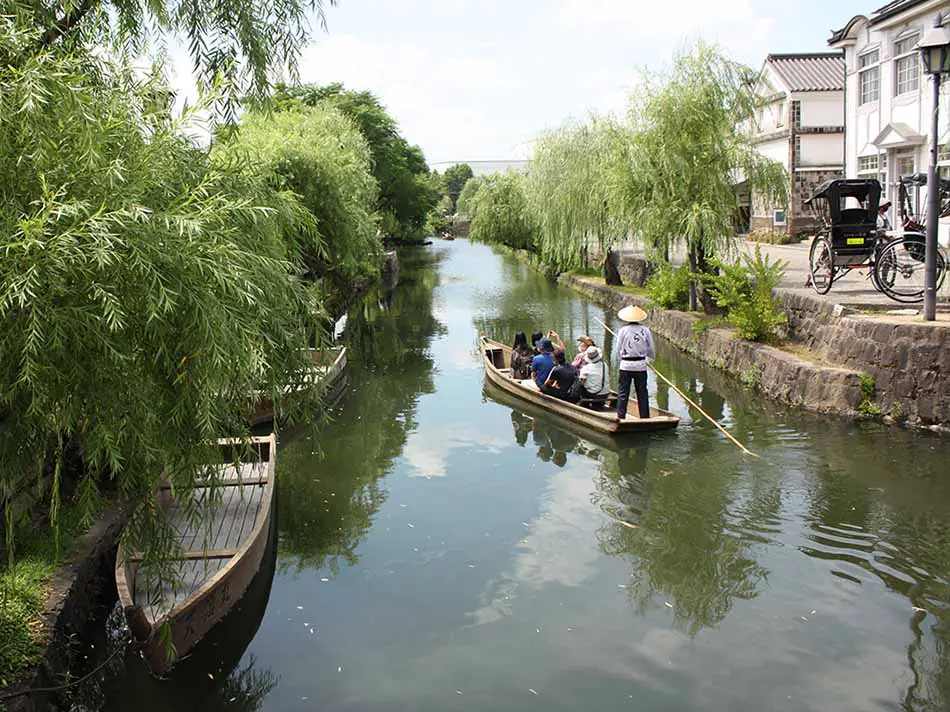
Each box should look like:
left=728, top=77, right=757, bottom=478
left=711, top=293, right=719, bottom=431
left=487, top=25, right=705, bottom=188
left=572, top=335, right=595, bottom=369
left=615, top=305, right=654, bottom=420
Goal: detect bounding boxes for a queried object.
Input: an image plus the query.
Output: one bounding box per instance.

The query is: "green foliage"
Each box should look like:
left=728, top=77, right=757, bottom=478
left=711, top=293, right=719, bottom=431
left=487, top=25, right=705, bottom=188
left=442, top=163, right=474, bottom=213
left=527, top=117, right=632, bottom=273
left=622, top=43, right=788, bottom=271
left=741, top=366, right=761, bottom=390
left=213, top=104, right=380, bottom=301
left=456, top=176, right=484, bottom=218
left=859, top=374, right=882, bottom=417
left=692, top=316, right=727, bottom=337
left=468, top=172, right=538, bottom=251
left=7, top=0, right=337, bottom=111
left=269, top=83, right=438, bottom=241
left=704, top=246, right=787, bottom=342
left=0, top=32, right=322, bottom=583
left=646, top=263, right=692, bottom=310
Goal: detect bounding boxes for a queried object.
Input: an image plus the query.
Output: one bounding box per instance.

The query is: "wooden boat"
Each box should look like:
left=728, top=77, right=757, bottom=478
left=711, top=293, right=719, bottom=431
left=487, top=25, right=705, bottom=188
left=480, top=336, right=680, bottom=435
left=115, top=434, right=277, bottom=675
left=248, top=345, right=348, bottom=427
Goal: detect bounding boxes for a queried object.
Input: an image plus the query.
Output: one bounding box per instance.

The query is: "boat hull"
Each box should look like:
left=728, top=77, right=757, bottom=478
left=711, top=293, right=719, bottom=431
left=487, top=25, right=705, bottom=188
left=480, top=337, right=679, bottom=435
left=248, top=346, right=348, bottom=427
left=115, top=435, right=277, bottom=675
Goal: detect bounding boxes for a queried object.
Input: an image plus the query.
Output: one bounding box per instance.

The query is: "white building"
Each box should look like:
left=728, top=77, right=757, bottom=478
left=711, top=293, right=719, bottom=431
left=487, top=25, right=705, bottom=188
left=830, top=0, right=950, bottom=242
left=748, top=53, right=846, bottom=235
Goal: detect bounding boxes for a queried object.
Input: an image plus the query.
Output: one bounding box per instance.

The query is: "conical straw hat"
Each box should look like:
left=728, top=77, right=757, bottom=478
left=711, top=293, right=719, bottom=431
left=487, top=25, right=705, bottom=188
left=617, top=305, right=648, bottom=322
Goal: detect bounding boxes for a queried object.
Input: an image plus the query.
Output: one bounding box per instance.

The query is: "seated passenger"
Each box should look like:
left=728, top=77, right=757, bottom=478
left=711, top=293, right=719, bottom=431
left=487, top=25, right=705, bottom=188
left=509, top=332, right=533, bottom=380
left=577, top=346, right=609, bottom=407
left=530, top=338, right=556, bottom=387
left=541, top=350, right=578, bottom=401
left=573, top=335, right=594, bottom=368
left=531, top=331, right=544, bottom=354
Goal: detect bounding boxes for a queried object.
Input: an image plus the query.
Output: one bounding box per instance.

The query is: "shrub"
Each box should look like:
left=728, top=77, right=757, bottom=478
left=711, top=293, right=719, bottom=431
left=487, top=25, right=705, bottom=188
left=646, top=263, right=691, bottom=310
left=705, top=246, right=787, bottom=342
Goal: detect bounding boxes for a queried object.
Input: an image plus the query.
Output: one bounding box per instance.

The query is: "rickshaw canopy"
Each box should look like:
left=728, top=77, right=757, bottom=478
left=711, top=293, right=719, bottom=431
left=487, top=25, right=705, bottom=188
left=805, top=178, right=882, bottom=225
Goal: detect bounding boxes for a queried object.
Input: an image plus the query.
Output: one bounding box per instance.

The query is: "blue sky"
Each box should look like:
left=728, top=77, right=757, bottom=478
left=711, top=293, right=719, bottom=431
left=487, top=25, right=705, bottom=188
left=172, top=0, right=873, bottom=164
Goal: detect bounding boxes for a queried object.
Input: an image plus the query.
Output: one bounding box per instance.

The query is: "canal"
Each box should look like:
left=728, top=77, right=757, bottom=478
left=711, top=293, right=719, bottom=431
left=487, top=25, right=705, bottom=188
left=100, top=239, right=950, bottom=711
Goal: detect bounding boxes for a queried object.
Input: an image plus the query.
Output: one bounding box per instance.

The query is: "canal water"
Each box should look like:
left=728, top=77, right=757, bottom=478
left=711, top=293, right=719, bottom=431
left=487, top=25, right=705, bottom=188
left=99, top=239, right=950, bottom=711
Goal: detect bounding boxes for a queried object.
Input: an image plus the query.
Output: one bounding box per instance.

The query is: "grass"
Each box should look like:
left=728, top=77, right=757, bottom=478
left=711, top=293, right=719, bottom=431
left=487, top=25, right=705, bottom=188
left=0, top=508, right=88, bottom=688
left=566, top=271, right=649, bottom=297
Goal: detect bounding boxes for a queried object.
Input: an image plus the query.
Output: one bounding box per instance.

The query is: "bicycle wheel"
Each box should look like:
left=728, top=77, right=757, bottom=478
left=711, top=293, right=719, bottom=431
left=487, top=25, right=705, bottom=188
left=875, top=237, right=945, bottom=303
left=871, top=240, right=896, bottom=293
left=809, top=235, right=834, bottom=294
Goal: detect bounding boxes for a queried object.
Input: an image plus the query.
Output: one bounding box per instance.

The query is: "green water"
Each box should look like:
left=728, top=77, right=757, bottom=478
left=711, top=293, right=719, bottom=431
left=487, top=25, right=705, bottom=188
left=103, top=240, right=950, bottom=712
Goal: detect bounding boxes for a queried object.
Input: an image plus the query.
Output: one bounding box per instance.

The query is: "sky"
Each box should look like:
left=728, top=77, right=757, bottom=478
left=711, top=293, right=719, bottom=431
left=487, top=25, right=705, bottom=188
left=169, top=0, right=873, bottom=165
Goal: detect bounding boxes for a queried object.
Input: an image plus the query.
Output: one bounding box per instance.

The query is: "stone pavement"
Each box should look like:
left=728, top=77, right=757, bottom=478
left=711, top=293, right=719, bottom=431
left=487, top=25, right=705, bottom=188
left=744, top=239, right=950, bottom=312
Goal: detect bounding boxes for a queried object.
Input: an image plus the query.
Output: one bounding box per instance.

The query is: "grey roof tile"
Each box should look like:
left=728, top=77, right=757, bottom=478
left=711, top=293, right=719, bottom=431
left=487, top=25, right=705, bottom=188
left=767, top=53, right=845, bottom=92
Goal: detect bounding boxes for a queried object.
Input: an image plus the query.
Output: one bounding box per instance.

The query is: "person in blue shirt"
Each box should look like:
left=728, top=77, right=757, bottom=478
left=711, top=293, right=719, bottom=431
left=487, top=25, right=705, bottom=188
left=530, top=338, right=556, bottom=387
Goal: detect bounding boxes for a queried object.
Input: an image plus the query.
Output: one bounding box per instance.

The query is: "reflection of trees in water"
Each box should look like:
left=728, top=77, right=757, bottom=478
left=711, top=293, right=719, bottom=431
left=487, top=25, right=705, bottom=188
left=202, top=656, right=278, bottom=712
left=278, top=248, right=444, bottom=573
left=595, top=440, right=774, bottom=637
left=799, top=447, right=950, bottom=712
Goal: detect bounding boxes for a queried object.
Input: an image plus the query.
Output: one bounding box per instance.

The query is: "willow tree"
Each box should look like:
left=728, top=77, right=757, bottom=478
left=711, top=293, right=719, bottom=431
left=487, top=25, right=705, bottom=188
left=6, top=0, right=337, bottom=109
left=212, top=105, right=380, bottom=315
left=623, top=43, right=787, bottom=310
left=468, top=172, right=538, bottom=252
left=527, top=116, right=632, bottom=284
left=0, top=30, right=323, bottom=573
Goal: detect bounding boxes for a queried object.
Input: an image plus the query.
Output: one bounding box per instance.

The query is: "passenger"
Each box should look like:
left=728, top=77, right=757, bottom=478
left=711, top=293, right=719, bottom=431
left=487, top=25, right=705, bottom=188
left=577, top=346, right=609, bottom=407
left=509, top=332, right=533, bottom=380
left=572, top=335, right=595, bottom=368
left=541, top=349, right=578, bottom=401
left=530, top=331, right=544, bottom=354
left=546, top=330, right=567, bottom=354
left=615, top=305, right=655, bottom=420
left=530, top=338, right=556, bottom=388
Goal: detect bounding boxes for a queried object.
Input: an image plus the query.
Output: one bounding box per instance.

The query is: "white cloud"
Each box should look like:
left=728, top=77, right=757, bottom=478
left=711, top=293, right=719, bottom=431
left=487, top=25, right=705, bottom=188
left=400, top=425, right=509, bottom=478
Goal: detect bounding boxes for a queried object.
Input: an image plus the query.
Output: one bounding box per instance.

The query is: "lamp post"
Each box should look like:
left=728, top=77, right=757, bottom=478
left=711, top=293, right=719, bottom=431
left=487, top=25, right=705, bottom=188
left=917, top=15, right=950, bottom=321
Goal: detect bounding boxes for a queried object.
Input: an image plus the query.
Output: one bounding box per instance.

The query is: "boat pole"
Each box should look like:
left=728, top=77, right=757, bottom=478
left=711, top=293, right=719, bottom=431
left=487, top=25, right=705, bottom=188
left=594, top=317, right=758, bottom=457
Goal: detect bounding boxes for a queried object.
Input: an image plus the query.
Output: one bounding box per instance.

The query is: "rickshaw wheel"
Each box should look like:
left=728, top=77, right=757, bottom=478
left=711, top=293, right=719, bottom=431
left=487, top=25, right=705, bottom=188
left=809, top=235, right=834, bottom=294
left=874, top=238, right=947, bottom=303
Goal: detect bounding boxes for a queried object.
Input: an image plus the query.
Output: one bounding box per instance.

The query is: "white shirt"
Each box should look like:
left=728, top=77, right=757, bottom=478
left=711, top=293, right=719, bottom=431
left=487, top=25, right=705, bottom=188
left=616, top=324, right=655, bottom=372
left=579, top=360, right=609, bottom=395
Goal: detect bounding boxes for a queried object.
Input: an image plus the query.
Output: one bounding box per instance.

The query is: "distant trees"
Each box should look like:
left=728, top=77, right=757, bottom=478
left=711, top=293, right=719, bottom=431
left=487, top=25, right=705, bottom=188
left=270, top=83, right=439, bottom=241
left=467, top=173, right=538, bottom=251
left=441, top=163, right=475, bottom=213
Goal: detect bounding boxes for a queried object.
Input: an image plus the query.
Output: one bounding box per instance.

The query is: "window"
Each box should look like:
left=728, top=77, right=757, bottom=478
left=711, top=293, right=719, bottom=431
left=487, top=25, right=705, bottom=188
left=895, top=151, right=915, bottom=179
left=939, top=145, right=950, bottom=180
left=859, top=49, right=880, bottom=105
left=775, top=101, right=786, bottom=127
left=858, top=155, right=879, bottom=173
left=772, top=209, right=786, bottom=226
left=894, top=33, right=920, bottom=95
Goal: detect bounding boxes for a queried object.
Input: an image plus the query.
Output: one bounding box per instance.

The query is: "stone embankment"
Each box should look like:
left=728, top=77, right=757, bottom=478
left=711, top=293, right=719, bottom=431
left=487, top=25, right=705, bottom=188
left=559, top=266, right=949, bottom=431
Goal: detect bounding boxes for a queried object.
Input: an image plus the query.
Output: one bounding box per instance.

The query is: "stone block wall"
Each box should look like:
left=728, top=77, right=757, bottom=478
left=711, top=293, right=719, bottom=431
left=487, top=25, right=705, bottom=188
left=790, top=168, right=841, bottom=236
left=780, top=290, right=950, bottom=428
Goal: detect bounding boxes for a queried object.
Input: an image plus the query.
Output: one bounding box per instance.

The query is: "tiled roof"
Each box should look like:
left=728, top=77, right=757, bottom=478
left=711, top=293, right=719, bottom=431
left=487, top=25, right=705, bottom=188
left=767, top=53, right=845, bottom=92
left=871, top=0, right=929, bottom=25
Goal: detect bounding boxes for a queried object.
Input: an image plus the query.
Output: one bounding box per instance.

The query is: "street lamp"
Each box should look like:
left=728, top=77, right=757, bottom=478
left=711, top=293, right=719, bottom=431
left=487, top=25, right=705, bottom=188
left=917, top=15, right=950, bottom=320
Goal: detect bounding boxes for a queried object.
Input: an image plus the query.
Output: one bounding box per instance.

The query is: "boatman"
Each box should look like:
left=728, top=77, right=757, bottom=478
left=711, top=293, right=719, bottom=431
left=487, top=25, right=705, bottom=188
left=615, top=305, right=654, bottom=420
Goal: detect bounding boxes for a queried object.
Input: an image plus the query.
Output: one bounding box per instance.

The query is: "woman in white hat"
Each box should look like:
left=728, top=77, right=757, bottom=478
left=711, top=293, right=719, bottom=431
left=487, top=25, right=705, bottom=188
left=615, top=305, right=654, bottom=419
left=577, top=345, right=609, bottom=406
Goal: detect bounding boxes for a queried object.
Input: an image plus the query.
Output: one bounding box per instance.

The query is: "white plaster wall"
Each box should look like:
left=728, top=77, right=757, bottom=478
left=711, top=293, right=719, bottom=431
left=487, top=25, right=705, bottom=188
left=756, top=138, right=788, bottom=170
left=799, top=134, right=844, bottom=166
left=799, top=92, right=843, bottom=127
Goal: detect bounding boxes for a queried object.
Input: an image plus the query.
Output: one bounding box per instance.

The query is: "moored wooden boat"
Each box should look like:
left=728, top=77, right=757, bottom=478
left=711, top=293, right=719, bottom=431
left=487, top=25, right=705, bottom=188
left=480, top=336, right=679, bottom=435
left=248, top=345, right=348, bottom=427
left=115, top=434, right=277, bottom=675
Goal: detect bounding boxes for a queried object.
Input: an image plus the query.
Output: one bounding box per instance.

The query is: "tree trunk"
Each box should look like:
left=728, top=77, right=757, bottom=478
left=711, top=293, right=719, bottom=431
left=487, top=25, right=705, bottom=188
left=34, top=0, right=98, bottom=51
left=603, top=249, right=623, bottom=286
left=687, top=246, right=698, bottom=312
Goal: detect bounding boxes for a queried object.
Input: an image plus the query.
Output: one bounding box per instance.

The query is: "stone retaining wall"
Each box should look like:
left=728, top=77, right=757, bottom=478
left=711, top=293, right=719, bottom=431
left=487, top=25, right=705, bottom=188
left=560, top=275, right=866, bottom=418
left=779, top=290, right=950, bottom=427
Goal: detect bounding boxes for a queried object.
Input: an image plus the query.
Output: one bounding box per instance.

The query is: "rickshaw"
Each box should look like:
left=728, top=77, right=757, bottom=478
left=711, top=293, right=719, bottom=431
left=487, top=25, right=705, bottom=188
left=898, top=172, right=950, bottom=233
left=805, top=178, right=945, bottom=303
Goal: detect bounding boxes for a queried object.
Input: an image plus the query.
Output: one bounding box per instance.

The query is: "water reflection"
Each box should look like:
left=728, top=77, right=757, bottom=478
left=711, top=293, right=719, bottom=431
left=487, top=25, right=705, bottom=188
left=277, top=248, right=445, bottom=573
